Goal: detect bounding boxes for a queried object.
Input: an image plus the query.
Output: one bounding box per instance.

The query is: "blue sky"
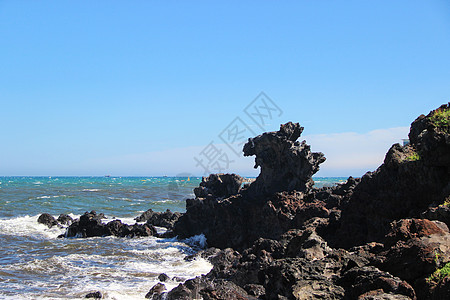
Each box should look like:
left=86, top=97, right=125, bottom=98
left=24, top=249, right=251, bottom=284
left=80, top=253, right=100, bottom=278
left=0, top=1, right=449, bottom=177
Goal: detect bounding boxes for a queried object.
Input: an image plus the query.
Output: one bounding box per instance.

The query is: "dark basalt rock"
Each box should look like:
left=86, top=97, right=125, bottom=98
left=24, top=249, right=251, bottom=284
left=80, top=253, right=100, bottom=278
left=378, top=219, right=450, bottom=282
left=145, top=283, right=166, bottom=299
left=169, top=106, right=450, bottom=299
left=194, top=173, right=243, bottom=199
left=338, top=266, right=416, bottom=299
left=135, top=209, right=182, bottom=230
left=421, top=205, right=450, bottom=228
left=38, top=213, right=74, bottom=228
left=332, top=104, right=450, bottom=249
left=173, top=123, right=350, bottom=251
left=158, top=273, right=170, bottom=282
left=85, top=291, right=102, bottom=299
left=57, top=214, right=73, bottom=226
left=64, top=211, right=156, bottom=238
left=167, top=276, right=254, bottom=300
left=37, top=213, right=58, bottom=228
left=243, top=121, right=326, bottom=197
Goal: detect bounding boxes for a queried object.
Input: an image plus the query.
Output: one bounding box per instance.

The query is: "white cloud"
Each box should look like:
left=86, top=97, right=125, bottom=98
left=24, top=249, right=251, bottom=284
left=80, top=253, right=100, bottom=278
left=304, top=126, right=409, bottom=177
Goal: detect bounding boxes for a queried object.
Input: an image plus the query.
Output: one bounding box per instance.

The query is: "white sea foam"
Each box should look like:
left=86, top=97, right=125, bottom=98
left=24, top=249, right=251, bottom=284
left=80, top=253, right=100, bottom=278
left=183, top=234, right=207, bottom=249
left=114, top=217, right=140, bottom=225
left=82, top=189, right=102, bottom=192
left=35, top=195, right=62, bottom=200
left=1, top=234, right=212, bottom=299
left=0, top=215, right=66, bottom=239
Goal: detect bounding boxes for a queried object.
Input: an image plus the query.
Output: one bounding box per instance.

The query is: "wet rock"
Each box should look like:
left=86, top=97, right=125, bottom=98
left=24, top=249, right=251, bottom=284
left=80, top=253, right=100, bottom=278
left=57, top=214, right=73, bottom=226
left=65, top=211, right=107, bottom=237
left=64, top=211, right=156, bottom=238
left=184, top=247, right=222, bottom=262
left=158, top=273, right=170, bottom=282
left=85, top=291, right=102, bottom=299
left=172, top=276, right=186, bottom=282
left=243, top=121, right=326, bottom=197
left=145, top=283, right=166, bottom=299
left=135, top=209, right=182, bottom=230
left=37, top=213, right=58, bottom=228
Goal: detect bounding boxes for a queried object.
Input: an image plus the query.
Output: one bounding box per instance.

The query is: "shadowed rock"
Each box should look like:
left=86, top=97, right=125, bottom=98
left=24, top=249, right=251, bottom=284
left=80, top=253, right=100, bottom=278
left=57, top=214, right=73, bottom=226
left=37, top=213, right=58, bottom=228
left=85, top=291, right=102, bottom=299
left=243, top=121, right=325, bottom=197
left=145, top=283, right=166, bottom=299
left=332, top=103, right=450, bottom=248
left=64, top=211, right=156, bottom=238
left=194, top=173, right=243, bottom=199
left=173, top=122, right=329, bottom=250
left=135, top=209, right=182, bottom=230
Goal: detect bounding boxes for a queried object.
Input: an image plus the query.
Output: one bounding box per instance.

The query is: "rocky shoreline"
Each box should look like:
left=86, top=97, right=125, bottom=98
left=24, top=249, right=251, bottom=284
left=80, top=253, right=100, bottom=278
left=39, top=103, right=450, bottom=299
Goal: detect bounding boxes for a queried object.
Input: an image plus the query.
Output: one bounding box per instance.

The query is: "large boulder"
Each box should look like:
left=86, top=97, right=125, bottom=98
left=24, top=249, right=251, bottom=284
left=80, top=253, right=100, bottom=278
left=37, top=213, right=58, bottom=228
left=135, top=209, right=182, bottom=230
left=243, top=121, right=326, bottom=197
left=173, top=123, right=330, bottom=250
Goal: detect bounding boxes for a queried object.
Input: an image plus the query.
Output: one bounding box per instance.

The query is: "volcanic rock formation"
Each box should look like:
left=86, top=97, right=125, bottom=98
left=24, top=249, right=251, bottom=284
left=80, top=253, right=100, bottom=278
left=243, top=121, right=326, bottom=197
left=167, top=104, right=450, bottom=300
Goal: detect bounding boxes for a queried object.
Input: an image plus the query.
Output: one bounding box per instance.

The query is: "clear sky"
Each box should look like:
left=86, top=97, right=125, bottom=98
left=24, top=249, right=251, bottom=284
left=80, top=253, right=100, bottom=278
left=1, top=1, right=449, bottom=177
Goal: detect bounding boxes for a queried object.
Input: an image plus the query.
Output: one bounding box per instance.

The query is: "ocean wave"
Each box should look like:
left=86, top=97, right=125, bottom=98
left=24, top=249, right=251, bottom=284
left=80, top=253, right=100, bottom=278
left=35, top=195, right=63, bottom=200
left=0, top=215, right=69, bottom=239
left=183, top=234, right=208, bottom=249
left=1, top=236, right=212, bottom=299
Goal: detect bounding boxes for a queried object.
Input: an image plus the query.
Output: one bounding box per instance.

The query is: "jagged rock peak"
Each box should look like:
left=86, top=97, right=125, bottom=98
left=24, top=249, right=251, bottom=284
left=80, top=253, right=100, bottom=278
left=243, top=121, right=326, bottom=196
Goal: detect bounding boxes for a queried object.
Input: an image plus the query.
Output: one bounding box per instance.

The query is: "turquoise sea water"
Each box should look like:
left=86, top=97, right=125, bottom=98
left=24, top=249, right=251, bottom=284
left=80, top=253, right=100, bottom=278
left=0, top=176, right=345, bottom=299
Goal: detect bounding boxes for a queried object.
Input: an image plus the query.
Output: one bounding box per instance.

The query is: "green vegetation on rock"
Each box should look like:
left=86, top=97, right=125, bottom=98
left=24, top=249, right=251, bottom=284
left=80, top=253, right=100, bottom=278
left=430, top=107, right=450, bottom=132
left=406, top=151, right=420, bottom=161
left=428, top=262, right=450, bottom=283
left=439, top=196, right=450, bottom=207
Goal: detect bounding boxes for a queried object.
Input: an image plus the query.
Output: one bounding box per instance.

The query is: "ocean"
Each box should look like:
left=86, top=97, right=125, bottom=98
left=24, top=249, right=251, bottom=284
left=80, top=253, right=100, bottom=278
left=0, top=176, right=346, bottom=299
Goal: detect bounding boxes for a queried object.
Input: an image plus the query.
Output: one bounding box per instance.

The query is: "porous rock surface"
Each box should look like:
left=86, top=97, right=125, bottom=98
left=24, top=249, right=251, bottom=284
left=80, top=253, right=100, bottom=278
left=332, top=103, right=450, bottom=248
left=167, top=104, right=450, bottom=300
left=243, top=121, right=326, bottom=196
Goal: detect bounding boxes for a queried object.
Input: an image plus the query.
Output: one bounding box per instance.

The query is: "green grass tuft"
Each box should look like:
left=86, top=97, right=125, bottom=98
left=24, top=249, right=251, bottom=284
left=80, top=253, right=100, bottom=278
left=439, top=196, right=450, bottom=207
left=428, top=262, right=450, bottom=283
left=430, top=107, right=450, bottom=132
left=406, top=151, right=420, bottom=161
